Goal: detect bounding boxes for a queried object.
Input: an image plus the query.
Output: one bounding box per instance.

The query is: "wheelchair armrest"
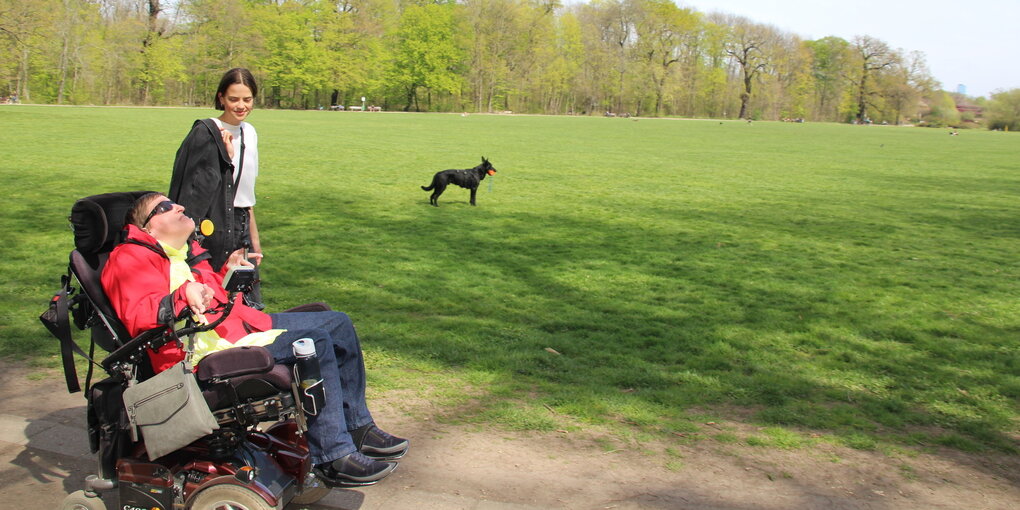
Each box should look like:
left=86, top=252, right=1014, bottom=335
left=197, top=346, right=275, bottom=382
left=101, top=296, right=239, bottom=375
left=101, top=327, right=170, bottom=373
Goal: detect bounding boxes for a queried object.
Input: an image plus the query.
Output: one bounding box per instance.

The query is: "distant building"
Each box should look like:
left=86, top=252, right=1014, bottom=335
left=956, top=103, right=983, bottom=115
left=957, top=84, right=967, bottom=96
left=952, top=93, right=983, bottom=118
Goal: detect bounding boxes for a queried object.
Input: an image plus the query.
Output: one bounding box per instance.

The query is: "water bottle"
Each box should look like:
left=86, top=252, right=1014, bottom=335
left=292, top=338, right=325, bottom=415
left=292, top=338, right=321, bottom=388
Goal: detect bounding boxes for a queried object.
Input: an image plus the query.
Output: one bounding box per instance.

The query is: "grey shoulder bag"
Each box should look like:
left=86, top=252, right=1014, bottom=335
left=122, top=361, right=219, bottom=460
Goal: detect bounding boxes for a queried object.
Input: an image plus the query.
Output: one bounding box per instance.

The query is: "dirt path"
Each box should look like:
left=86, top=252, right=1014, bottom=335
left=1, top=361, right=1017, bottom=509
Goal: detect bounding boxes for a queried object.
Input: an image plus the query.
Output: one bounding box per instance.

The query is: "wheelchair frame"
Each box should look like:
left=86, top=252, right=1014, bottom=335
left=44, top=192, right=330, bottom=510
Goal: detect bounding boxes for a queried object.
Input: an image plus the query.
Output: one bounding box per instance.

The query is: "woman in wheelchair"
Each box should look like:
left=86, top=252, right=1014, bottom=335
left=100, top=192, right=408, bottom=487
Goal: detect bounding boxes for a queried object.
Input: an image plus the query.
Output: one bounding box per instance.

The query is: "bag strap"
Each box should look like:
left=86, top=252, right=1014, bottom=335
left=233, top=125, right=245, bottom=191
left=41, top=273, right=101, bottom=393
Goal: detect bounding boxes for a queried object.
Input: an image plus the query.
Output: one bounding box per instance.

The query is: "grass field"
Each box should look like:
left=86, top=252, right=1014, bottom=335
left=2, top=105, right=1018, bottom=455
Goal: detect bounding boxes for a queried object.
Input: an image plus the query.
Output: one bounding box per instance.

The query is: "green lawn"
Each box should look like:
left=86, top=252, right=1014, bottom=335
left=2, top=105, right=1018, bottom=453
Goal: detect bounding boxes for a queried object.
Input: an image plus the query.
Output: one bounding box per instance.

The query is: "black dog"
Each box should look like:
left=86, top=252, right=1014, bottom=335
left=421, top=157, right=497, bottom=207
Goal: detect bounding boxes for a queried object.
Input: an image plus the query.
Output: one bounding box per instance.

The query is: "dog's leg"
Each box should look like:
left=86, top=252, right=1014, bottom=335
left=470, top=186, right=478, bottom=206
left=431, top=184, right=446, bottom=207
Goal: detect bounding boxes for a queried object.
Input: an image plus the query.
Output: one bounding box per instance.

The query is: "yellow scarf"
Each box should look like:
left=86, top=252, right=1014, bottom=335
left=161, top=242, right=283, bottom=364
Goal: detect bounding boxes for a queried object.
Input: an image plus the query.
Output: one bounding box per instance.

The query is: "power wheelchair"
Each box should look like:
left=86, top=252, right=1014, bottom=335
left=42, top=191, right=333, bottom=510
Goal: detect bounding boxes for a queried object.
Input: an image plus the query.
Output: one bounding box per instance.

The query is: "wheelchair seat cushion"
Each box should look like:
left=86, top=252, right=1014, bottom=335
left=229, top=364, right=292, bottom=394
left=196, top=346, right=274, bottom=381
left=281, top=302, right=332, bottom=313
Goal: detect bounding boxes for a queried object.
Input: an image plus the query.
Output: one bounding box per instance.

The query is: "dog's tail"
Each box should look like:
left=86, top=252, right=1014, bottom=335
left=420, top=184, right=434, bottom=191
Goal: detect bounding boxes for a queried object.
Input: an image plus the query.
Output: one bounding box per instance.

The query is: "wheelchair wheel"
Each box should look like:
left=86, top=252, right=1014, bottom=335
left=60, top=490, right=108, bottom=510
left=188, top=484, right=273, bottom=510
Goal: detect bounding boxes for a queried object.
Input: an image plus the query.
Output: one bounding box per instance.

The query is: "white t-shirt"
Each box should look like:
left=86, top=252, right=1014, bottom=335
left=211, top=118, right=258, bottom=208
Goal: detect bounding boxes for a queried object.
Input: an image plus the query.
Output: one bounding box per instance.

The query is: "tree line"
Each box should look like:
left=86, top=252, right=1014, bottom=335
left=2, top=0, right=1018, bottom=128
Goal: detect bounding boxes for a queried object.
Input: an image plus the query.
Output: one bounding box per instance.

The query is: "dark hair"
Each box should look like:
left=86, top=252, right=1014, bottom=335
left=127, top=192, right=163, bottom=228
left=214, top=68, right=258, bottom=110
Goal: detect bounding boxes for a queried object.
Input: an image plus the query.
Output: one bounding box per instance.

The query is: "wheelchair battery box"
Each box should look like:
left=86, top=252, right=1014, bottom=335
left=117, top=458, right=174, bottom=510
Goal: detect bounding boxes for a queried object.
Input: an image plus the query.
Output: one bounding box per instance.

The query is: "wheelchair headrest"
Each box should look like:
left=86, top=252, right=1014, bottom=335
left=71, top=191, right=155, bottom=257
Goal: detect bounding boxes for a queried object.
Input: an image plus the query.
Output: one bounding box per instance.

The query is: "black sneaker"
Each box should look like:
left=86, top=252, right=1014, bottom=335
left=313, top=452, right=396, bottom=487
left=353, top=424, right=409, bottom=460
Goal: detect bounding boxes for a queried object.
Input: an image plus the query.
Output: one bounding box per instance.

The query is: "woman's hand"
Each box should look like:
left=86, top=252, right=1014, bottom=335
left=219, top=127, right=235, bottom=160
left=226, top=248, right=255, bottom=269
left=184, top=282, right=215, bottom=323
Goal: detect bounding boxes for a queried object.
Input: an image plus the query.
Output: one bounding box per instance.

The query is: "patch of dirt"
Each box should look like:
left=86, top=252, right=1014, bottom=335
left=372, top=397, right=1020, bottom=509
left=3, top=360, right=1018, bottom=509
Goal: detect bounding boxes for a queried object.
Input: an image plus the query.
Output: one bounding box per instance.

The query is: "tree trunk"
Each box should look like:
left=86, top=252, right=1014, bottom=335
left=147, top=0, right=162, bottom=34
left=57, top=42, right=68, bottom=104
left=19, top=47, right=30, bottom=102
left=739, top=72, right=753, bottom=119
left=404, top=84, right=416, bottom=112
left=655, top=72, right=669, bottom=117
left=856, top=65, right=869, bottom=122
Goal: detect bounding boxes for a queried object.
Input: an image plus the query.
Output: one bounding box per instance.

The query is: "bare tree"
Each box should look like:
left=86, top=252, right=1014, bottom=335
left=720, top=15, right=776, bottom=119
left=879, top=51, right=934, bottom=125
left=850, top=35, right=898, bottom=123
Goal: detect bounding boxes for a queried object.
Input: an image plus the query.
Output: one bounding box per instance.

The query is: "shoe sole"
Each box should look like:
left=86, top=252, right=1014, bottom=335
left=313, top=463, right=398, bottom=487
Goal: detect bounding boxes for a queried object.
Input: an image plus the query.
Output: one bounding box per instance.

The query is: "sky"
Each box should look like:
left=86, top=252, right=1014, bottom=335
left=682, top=0, right=1019, bottom=98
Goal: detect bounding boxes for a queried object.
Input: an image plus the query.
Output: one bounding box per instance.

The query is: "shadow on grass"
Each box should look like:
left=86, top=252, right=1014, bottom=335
left=13, top=186, right=1017, bottom=503
left=262, top=190, right=1019, bottom=460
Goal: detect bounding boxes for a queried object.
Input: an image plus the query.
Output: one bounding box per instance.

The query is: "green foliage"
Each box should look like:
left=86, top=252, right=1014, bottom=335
left=924, top=91, right=961, bottom=127
left=252, top=1, right=332, bottom=108
left=0, top=0, right=953, bottom=121
left=806, top=37, right=850, bottom=104
left=390, top=3, right=465, bottom=111
left=4, top=107, right=1019, bottom=453
left=985, top=88, right=1020, bottom=131
left=138, top=35, right=187, bottom=104
left=184, top=0, right=259, bottom=75
left=632, top=0, right=700, bottom=116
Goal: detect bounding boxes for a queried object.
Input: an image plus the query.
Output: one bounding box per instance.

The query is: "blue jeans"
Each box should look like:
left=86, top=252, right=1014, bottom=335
left=266, top=310, right=374, bottom=465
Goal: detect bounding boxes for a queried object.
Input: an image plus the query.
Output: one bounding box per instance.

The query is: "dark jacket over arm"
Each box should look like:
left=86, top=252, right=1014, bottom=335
left=168, top=119, right=239, bottom=271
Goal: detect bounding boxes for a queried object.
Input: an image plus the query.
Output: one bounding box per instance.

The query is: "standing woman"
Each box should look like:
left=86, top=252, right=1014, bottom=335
left=169, top=68, right=264, bottom=308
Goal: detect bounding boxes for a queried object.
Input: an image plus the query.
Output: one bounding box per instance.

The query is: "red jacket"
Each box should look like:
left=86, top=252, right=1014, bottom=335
left=101, top=225, right=272, bottom=373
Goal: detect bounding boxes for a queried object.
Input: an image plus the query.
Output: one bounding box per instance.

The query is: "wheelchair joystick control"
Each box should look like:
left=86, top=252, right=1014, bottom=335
left=292, top=338, right=325, bottom=416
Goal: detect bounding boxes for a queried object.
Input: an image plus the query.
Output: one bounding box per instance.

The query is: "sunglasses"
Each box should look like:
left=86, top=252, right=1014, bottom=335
left=142, top=200, right=176, bottom=227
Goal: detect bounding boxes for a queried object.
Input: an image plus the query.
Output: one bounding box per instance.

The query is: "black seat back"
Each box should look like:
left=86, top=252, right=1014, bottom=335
left=68, top=191, right=154, bottom=352
left=70, top=191, right=152, bottom=267
left=70, top=250, right=131, bottom=352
